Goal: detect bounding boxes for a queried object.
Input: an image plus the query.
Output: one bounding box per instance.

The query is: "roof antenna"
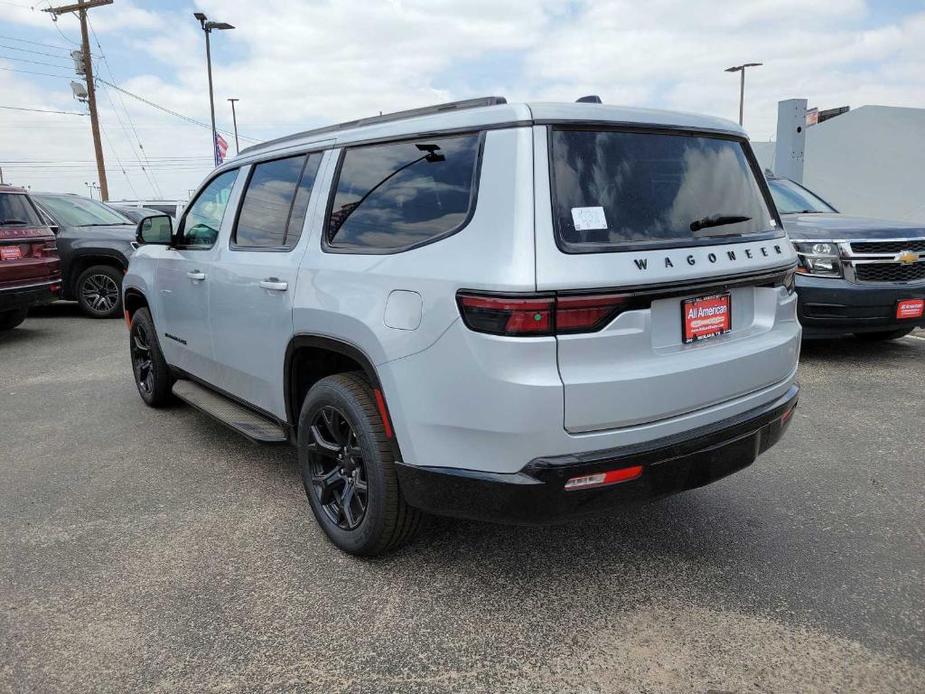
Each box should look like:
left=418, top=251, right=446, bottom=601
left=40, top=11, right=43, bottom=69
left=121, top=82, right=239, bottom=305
left=576, top=95, right=602, bottom=103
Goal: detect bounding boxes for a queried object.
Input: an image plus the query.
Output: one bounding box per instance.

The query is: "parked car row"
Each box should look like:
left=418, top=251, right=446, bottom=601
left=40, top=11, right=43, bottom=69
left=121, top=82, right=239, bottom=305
left=0, top=185, right=60, bottom=330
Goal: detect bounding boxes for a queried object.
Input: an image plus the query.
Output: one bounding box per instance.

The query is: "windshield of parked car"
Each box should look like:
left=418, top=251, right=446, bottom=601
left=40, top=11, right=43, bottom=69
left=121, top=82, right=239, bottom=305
left=0, top=193, right=43, bottom=226
left=767, top=178, right=836, bottom=214
left=550, top=128, right=778, bottom=251
left=34, top=194, right=132, bottom=227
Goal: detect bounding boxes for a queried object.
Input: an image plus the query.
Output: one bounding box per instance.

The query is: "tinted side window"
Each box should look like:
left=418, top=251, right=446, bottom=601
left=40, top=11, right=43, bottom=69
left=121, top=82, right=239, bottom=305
left=180, top=169, right=239, bottom=248
left=234, top=153, right=322, bottom=248
left=327, top=133, right=480, bottom=251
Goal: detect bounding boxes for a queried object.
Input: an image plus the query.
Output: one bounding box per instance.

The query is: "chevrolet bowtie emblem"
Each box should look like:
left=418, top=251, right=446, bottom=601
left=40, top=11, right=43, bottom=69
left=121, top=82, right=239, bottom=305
left=896, top=250, right=918, bottom=265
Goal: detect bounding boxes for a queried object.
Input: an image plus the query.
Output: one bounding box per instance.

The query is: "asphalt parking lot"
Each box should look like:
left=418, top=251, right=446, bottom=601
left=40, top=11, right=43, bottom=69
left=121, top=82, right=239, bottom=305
left=1, top=304, right=923, bottom=693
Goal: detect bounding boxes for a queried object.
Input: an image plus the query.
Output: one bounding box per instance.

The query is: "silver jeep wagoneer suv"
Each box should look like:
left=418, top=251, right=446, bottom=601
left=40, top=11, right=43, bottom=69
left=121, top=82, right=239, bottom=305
left=124, top=97, right=801, bottom=555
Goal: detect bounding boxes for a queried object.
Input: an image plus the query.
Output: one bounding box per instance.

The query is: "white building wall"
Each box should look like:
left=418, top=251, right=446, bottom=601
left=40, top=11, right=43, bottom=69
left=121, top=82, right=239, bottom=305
left=752, top=105, right=925, bottom=224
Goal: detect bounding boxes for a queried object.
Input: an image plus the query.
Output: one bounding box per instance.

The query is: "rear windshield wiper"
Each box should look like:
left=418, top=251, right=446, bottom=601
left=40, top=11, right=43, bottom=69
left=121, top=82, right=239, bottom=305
left=0, top=219, right=29, bottom=225
left=690, top=214, right=751, bottom=234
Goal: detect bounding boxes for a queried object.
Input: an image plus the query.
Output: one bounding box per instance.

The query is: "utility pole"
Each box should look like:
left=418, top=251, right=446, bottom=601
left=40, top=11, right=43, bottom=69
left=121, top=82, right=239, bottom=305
left=724, top=62, right=763, bottom=127
left=44, top=0, right=112, bottom=200
left=227, top=98, right=240, bottom=154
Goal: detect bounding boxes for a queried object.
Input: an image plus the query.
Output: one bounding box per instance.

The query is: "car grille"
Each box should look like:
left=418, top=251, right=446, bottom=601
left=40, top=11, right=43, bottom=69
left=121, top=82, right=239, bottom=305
left=851, top=240, right=925, bottom=254
left=854, top=263, right=925, bottom=283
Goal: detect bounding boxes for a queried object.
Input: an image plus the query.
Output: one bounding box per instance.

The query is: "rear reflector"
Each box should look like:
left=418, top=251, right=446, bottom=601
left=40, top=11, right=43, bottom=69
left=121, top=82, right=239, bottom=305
left=564, top=465, right=643, bottom=491
left=373, top=388, right=394, bottom=439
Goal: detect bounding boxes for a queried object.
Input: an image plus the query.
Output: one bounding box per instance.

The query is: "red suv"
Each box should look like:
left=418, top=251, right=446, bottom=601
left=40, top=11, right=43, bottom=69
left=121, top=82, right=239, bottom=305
left=0, top=185, right=61, bottom=331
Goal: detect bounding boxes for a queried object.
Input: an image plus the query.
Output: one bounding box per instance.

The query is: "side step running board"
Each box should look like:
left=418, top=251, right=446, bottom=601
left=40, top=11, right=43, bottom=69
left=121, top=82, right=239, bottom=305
left=172, top=379, right=288, bottom=444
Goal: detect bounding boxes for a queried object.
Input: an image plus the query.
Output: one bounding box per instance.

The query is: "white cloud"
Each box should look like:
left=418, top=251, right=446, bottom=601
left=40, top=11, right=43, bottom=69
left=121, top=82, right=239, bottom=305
left=1, top=0, right=923, bottom=199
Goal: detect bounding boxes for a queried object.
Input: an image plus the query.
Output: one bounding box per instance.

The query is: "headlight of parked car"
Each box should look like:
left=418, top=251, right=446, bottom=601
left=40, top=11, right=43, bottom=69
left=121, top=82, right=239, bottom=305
left=793, top=241, right=842, bottom=277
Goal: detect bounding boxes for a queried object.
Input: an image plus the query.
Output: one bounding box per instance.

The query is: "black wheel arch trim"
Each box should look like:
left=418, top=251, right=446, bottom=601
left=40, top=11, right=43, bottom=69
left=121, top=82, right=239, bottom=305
left=284, top=334, right=403, bottom=461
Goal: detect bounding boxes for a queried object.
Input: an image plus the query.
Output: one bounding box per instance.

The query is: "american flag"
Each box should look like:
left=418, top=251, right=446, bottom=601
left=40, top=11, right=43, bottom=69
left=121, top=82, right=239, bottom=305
left=214, top=132, right=229, bottom=165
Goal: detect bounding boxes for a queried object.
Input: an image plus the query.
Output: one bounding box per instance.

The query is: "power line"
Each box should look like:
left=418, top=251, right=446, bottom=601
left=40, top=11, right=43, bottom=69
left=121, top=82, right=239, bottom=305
left=88, top=19, right=161, bottom=197
left=0, top=53, right=74, bottom=69
left=0, top=34, right=73, bottom=51
left=0, top=104, right=87, bottom=115
left=97, top=77, right=260, bottom=143
left=0, top=65, right=71, bottom=78
left=0, top=41, right=82, bottom=59
left=99, top=116, right=139, bottom=198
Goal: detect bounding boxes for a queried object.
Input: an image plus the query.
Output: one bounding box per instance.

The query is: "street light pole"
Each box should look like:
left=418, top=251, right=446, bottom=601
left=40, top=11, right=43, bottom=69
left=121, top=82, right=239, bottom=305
left=227, top=98, right=240, bottom=154
left=194, top=12, right=234, bottom=167
left=724, top=62, right=763, bottom=126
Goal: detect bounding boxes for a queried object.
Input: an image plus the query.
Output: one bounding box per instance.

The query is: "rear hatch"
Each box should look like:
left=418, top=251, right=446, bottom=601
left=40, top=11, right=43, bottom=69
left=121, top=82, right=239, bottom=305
left=0, top=192, right=60, bottom=288
left=537, top=126, right=800, bottom=433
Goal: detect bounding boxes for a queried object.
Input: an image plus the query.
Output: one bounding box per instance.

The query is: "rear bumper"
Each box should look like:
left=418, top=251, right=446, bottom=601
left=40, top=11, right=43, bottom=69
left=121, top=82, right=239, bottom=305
left=395, top=384, right=799, bottom=524
left=0, top=279, right=59, bottom=312
left=796, top=275, right=925, bottom=337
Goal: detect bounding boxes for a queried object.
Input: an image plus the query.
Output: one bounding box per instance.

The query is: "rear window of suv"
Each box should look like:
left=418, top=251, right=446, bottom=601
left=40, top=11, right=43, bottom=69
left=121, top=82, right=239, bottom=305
left=549, top=128, right=778, bottom=252
left=0, top=193, right=43, bottom=227
left=326, top=133, right=481, bottom=252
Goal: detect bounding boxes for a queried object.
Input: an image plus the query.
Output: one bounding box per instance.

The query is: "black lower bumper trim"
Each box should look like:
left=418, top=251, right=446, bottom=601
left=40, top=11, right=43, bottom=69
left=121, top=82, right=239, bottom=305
left=796, top=277, right=925, bottom=337
left=396, top=385, right=799, bottom=525
left=0, top=281, right=59, bottom=312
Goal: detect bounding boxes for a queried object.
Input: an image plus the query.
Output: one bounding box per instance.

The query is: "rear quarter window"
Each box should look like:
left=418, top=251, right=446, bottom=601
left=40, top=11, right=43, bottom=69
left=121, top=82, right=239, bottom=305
left=326, top=133, right=481, bottom=252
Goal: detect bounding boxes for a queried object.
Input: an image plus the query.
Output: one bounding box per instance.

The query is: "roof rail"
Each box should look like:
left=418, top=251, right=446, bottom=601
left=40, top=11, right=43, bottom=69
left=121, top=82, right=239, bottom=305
left=240, top=96, right=508, bottom=155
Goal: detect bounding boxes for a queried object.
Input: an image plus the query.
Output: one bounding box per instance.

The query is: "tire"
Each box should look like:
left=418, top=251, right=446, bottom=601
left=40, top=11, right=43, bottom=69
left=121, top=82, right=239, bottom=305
left=129, top=307, right=173, bottom=407
left=0, top=308, right=28, bottom=331
left=854, top=328, right=914, bottom=341
left=298, top=372, right=422, bottom=556
left=76, top=265, right=123, bottom=318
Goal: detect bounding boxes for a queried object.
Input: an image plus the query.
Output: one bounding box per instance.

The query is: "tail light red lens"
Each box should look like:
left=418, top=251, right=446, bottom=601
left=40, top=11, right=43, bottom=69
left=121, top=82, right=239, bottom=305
left=457, top=294, right=554, bottom=336
left=555, top=294, right=628, bottom=333
left=457, top=292, right=628, bottom=336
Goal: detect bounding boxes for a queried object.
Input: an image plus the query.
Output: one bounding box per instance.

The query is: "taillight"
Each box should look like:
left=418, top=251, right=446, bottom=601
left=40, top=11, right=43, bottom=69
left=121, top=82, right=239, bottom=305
left=555, top=294, right=627, bottom=333
left=457, top=294, right=554, bottom=336
left=457, top=292, right=629, bottom=336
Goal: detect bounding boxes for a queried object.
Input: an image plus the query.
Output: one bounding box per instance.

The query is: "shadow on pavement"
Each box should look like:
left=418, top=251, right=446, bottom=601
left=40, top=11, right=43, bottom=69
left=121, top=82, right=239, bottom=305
left=799, top=334, right=921, bottom=362
left=26, top=301, right=89, bottom=319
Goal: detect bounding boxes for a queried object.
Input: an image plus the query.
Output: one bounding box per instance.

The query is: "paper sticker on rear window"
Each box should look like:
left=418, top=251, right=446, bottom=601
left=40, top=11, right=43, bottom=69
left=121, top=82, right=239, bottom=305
left=571, top=206, right=607, bottom=231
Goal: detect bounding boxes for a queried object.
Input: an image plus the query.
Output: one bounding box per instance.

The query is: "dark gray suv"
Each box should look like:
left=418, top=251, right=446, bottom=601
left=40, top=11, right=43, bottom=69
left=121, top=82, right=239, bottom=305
left=33, top=193, right=136, bottom=318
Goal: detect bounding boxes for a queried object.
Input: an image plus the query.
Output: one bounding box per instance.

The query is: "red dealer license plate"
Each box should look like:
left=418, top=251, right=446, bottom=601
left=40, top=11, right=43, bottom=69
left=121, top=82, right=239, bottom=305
left=682, top=293, right=732, bottom=344
left=1, top=246, right=22, bottom=261
left=896, top=299, right=924, bottom=320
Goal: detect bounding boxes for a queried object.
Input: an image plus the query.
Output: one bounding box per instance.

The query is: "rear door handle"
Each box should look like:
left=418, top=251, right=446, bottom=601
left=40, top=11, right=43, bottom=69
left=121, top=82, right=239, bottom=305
left=259, top=278, right=288, bottom=292
left=186, top=270, right=206, bottom=281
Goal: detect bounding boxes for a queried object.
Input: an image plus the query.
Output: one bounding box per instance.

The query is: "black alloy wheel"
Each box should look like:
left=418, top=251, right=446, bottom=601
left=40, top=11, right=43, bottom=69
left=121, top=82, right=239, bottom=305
left=308, top=406, right=369, bottom=530
left=130, top=318, right=156, bottom=397
left=77, top=265, right=123, bottom=318
left=128, top=307, right=173, bottom=406
left=298, top=372, right=421, bottom=555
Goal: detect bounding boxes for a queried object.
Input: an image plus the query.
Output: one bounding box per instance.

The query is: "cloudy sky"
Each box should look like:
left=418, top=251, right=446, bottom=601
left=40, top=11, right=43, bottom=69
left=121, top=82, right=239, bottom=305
left=1, top=0, right=923, bottom=200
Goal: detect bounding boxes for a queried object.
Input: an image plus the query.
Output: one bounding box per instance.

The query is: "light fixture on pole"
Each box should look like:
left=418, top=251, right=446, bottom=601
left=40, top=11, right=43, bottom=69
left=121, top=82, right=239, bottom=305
left=194, top=12, right=234, bottom=167
left=227, top=98, right=240, bottom=155
left=724, top=62, right=762, bottom=126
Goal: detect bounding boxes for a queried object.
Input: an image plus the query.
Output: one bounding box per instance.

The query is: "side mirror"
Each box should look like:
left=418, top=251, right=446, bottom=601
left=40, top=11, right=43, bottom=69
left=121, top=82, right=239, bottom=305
left=136, top=214, right=173, bottom=245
